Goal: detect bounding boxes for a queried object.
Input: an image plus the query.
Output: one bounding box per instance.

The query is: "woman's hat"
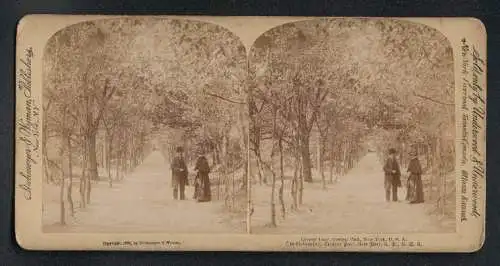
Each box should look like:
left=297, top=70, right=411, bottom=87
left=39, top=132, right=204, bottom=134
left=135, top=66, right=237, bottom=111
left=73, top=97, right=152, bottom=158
left=388, top=148, right=397, bottom=154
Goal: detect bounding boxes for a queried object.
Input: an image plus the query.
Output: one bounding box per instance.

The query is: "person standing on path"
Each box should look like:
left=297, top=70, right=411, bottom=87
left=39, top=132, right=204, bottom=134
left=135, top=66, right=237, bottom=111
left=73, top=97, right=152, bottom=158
left=406, top=150, right=424, bottom=204
left=383, top=148, right=401, bottom=202
left=193, top=150, right=212, bottom=202
left=171, top=146, right=188, bottom=200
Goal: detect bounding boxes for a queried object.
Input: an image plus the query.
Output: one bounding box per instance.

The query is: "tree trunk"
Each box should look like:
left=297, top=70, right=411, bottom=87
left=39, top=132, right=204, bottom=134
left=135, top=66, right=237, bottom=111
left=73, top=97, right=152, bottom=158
left=299, top=155, right=304, bottom=205
left=80, top=138, right=87, bottom=208
left=291, top=154, right=299, bottom=211
left=231, top=171, right=236, bottom=208
left=242, top=158, right=249, bottom=190
left=441, top=139, right=446, bottom=216
left=107, top=132, right=113, bottom=188
left=317, top=130, right=321, bottom=175
left=60, top=127, right=67, bottom=224
left=300, top=135, right=313, bottom=183
left=43, top=151, right=52, bottom=184
left=42, top=122, right=51, bottom=184
left=436, top=136, right=443, bottom=211
left=127, top=147, right=132, bottom=173
left=246, top=122, right=252, bottom=234
left=211, top=149, right=217, bottom=166
left=88, top=130, right=99, bottom=181
left=215, top=141, right=222, bottom=165
left=278, top=137, right=285, bottom=220
left=128, top=140, right=134, bottom=172
left=103, top=131, right=108, bottom=171
left=66, top=133, right=74, bottom=216
left=115, top=153, right=120, bottom=181
left=123, top=153, right=128, bottom=179
left=329, top=158, right=335, bottom=184
left=269, top=107, right=277, bottom=227
left=85, top=131, right=96, bottom=204
left=251, top=121, right=265, bottom=185
left=59, top=176, right=65, bottom=225
left=426, top=142, right=432, bottom=169
left=99, top=142, right=104, bottom=168
left=42, top=101, right=50, bottom=183
left=343, top=138, right=349, bottom=175
left=428, top=138, right=436, bottom=201
left=221, top=134, right=228, bottom=161
left=240, top=149, right=248, bottom=190
left=319, top=135, right=326, bottom=190
left=119, top=155, right=125, bottom=180
left=86, top=176, right=92, bottom=204
left=255, top=149, right=266, bottom=185
left=256, top=153, right=263, bottom=185
left=270, top=161, right=277, bottom=227
left=320, top=158, right=326, bottom=190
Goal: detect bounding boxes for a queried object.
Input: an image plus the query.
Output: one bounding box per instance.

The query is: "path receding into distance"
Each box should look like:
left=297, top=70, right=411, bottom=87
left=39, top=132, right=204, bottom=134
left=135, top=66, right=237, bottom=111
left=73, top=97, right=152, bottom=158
left=45, top=151, right=246, bottom=233
left=44, top=151, right=454, bottom=234
left=251, top=152, right=455, bottom=234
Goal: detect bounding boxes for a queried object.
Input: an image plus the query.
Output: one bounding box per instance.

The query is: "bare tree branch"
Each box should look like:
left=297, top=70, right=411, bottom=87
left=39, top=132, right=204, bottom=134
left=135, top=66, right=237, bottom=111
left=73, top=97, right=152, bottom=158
left=203, top=89, right=246, bottom=105
left=413, top=92, right=454, bottom=106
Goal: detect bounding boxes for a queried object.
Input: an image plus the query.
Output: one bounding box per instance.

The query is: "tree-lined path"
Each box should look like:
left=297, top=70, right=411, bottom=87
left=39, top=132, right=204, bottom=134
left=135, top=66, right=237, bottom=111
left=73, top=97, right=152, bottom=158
left=42, top=18, right=250, bottom=232
left=41, top=17, right=457, bottom=235
left=252, top=152, right=455, bottom=234
left=247, top=18, right=456, bottom=231
left=43, top=151, right=246, bottom=233
left=43, top=150, right=455, bottom=234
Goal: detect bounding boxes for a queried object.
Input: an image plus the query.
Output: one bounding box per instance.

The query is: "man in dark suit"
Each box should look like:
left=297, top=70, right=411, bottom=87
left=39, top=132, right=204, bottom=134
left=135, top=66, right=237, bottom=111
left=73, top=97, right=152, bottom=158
left=171, top=146, right=188, bottom=200
left=383, top=148, right=401, bottom=202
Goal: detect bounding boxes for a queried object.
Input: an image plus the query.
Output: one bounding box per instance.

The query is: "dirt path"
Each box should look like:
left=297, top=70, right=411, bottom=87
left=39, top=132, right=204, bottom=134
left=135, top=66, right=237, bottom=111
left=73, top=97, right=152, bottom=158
left=251, top=152, right=455, bottom=234
left=43, top=151, right=246, bottom=233
left=43, top=151, right=454, bottom=234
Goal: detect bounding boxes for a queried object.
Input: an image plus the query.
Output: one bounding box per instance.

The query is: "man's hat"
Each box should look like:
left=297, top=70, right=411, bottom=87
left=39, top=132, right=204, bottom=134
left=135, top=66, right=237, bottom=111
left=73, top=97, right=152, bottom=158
left=388, top=148, right=397, bottom=154
left=176, top=146, right=183, bottom=153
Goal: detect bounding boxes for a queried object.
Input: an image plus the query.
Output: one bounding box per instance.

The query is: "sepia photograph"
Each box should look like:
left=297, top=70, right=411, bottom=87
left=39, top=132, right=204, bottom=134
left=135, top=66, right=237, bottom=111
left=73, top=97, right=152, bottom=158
left=15, top=15, right=486, bottom=251
left=40, top=18, right=249, bottom=234
left=248, top=18, right=456, bottom=234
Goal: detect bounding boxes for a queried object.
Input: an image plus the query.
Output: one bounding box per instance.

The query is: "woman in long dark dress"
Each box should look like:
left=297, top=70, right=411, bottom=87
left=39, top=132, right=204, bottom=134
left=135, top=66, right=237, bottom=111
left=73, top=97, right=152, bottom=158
left=406, top=151, right=424, bottom=204
left=194, top=154, right=211, bottom=202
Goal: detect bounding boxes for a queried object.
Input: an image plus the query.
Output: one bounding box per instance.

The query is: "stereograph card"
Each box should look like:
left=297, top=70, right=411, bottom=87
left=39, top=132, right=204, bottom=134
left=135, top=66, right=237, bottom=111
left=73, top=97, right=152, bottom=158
left=15, top=15, right=486, bottom=252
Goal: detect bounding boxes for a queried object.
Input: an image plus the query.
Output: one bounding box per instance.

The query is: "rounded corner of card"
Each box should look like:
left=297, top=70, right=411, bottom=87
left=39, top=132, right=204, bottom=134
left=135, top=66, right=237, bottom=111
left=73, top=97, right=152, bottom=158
left=466, top=17, right=487, bottom=37
left=14, top=225, right=38, bottom=251
left=462, top=233, right=485, bottom=253
left=17, top=14, right=38, bottom=35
